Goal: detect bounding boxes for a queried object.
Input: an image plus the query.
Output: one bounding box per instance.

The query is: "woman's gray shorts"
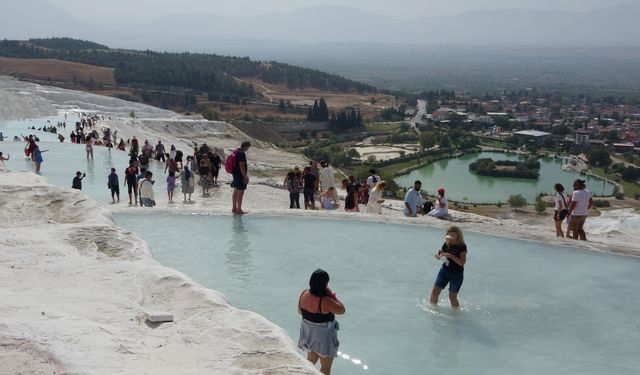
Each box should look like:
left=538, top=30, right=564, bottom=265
left=298, top=319, right=340, bottom=358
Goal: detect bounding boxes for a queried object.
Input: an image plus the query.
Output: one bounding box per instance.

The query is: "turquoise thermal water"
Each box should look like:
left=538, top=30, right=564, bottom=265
left=114, top=213, right=640, bottom=375
left=394, top=151, right=615, bottom=203
left=3, top=117, right=638, bottom=374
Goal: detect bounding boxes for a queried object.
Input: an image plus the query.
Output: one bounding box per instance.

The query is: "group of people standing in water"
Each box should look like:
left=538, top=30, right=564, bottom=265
left=299, top=225, right=467, bottom=375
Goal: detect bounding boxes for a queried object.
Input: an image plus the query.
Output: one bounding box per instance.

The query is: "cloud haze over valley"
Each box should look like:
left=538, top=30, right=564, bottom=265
left=2, top=0, right=639, bottom=47
left=1, top=0, right=639, bottom=92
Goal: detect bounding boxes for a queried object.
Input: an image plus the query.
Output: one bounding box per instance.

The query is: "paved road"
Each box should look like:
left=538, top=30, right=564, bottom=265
left=408, top=99, right=427, bottom=134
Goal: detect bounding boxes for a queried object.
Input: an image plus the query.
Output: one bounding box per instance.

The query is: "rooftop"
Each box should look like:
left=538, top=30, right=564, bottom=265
left=513, top=130, right=551, bottom=137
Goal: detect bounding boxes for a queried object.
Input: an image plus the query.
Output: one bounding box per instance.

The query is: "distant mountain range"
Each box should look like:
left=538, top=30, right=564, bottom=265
left=2, top=0, right=640, bottom=47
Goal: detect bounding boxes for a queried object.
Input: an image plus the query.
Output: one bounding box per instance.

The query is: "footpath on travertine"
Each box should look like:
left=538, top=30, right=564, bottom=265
left=0, top=171, right=320, bottom=375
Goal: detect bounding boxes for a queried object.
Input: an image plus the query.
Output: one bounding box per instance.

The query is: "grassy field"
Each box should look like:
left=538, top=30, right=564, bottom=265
left=0, top=57, right=115, bottom=85
left=591, top=167, right=640, bottom=198
left=364, top=122, right=402, bottom=132
left=478, top=138, right=508, bottom=149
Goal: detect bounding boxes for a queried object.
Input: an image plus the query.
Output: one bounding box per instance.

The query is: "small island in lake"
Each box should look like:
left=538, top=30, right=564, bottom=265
left=469, top=157, right=541, bottom=179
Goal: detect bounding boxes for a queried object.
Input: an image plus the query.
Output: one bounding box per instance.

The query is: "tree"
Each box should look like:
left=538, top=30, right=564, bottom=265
left=278, top=99, right=286, bottom=112
left=535, top=195, right=546, bottom=215
left=420, top=131, right=437, bottom=149
left=507, top=194, right=527, bottom=211
left=606, top=130, right=620, bottom=143
left=318, top=98, right=329, bottom=121
left=202, top=109, right=219, bottom=121
left=439, top=134, right=451, bottom=149
left=129, top=110, right=135, bottom=119
left=587, top=147, right=612, bottom=169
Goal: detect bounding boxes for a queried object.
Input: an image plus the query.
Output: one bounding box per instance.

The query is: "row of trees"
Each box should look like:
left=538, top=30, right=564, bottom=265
left=469, top=158, right=541, bottom=179
left=0, top=39, right=377, bottom=98
left=330, top=109, right=363, bottom=131
left=307, top=98, right=330, bottom=121
left=30, top=37, right=108, bottom=51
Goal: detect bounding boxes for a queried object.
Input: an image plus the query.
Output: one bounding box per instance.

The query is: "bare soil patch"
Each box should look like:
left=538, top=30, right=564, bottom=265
left=234, top=78, right=397, bottom=118
left=0, top=57, right=115, bottom=85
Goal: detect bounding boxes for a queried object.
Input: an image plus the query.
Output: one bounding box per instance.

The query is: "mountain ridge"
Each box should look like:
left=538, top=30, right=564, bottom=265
left=1, top=1, right=639, bottom=46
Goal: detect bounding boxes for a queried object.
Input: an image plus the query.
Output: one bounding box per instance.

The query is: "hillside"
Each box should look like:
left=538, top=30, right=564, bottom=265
left=0, top=57, right=115, bottom=86
left=0, top=38, right=377, bottom=100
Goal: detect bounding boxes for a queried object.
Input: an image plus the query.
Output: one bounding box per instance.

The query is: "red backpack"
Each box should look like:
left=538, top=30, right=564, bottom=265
left=224, top=149, right=238, bottom=174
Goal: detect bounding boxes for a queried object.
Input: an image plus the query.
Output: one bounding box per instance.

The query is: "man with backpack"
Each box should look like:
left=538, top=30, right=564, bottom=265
left=227, top=141, right=251, bottom=214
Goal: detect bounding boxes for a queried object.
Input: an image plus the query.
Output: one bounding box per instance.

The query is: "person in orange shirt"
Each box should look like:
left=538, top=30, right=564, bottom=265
left=298, top=269, right=346, bottom=375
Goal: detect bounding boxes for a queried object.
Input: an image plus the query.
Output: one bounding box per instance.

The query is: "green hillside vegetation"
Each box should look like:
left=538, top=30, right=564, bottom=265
left=29, top=37, right=109, bottom=51
left=469, top=157, right=541, bottom=179
left=0, top=38, right=376, bottom=99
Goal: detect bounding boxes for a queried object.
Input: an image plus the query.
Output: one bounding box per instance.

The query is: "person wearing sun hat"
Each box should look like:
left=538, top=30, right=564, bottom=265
left=427, top=187, right=448, bottom=218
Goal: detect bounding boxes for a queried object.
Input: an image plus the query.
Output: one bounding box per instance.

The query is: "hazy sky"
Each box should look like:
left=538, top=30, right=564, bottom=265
left=48, top=0, right=627, bottom=22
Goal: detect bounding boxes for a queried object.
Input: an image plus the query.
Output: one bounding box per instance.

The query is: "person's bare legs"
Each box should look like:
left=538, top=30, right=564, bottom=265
left=430, top=286, right=442, bottom=305
left=232, top=188, right=239, bottom=212
left=578, top=225, right=587, bottom=241
left=449, top=292, right=460, bottom=308
left=307, top=351, right=319, bottom=365
left=236, top=189, right=246, bottom=214
left=555, top=220, right=564, bottom=237
left=319, top=356, right=334, bottom=375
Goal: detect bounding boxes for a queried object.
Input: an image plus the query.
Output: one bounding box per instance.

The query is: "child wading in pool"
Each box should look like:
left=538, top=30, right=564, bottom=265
left=167, top=170, right=177, bottom=203
left=430, top=226, right=467, bottom=308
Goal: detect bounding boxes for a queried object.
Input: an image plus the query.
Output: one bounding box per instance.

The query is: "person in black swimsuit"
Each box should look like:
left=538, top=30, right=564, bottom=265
left=298, top=269, right=346, bottom=375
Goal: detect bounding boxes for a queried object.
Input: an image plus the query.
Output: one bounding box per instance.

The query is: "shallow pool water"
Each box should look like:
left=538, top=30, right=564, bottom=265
left=4, top=116, right=638, bottom=374
left=0, top=141, right=170, bottom=203
left=114, top=213, right=640, bottom=375
left=394, top=152, right=615, bottom=203
left=0, top=114, right=69, bottom=143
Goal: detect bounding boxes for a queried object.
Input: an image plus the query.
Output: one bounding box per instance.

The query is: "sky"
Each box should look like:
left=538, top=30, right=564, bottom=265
left=48, top=0, right=627, bottom=22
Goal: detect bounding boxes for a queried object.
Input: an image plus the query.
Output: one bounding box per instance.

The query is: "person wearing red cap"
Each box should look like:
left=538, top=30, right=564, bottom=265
left=427, top=187, right=448, bottom=218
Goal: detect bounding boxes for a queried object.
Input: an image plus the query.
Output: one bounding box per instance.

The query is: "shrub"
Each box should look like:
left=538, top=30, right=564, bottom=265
left=593, top=199, right=610, bottom=208
left=508, top=194, right=527, bottom=210
left=535, top=197, right=547, bottom=214
left=614, top=192, right=625, bottom=200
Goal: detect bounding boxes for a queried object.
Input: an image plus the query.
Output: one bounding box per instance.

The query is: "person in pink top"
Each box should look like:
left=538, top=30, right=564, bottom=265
left=298, top=269, right=346, bottom=375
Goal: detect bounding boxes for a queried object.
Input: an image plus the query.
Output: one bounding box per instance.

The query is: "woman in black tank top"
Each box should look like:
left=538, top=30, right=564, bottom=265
left=297, top=269, right=346, bottom=375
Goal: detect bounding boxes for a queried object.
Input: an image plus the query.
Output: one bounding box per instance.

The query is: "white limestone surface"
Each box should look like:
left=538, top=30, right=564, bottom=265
left=0, top=171, right=320, bottom=375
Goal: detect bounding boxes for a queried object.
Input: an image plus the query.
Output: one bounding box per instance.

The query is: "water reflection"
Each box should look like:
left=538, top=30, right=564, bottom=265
left=225, top=215, right=253, bottom=287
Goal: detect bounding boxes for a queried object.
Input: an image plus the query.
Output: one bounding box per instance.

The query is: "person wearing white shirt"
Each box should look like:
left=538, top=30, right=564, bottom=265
left=319, top=160, right=337, bottom=202
left=568, top=179, right=593, bottom=240
left=404, top=180, right=424, bottom=217
left=366, top=169, right=381, bottom=193
left=138, top=171, right=155, bottom=207
left=428, top=187, right=449, bottom=218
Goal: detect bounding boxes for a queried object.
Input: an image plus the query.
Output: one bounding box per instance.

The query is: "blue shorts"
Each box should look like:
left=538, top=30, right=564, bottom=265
left=434, top=267, right=464, bottom=294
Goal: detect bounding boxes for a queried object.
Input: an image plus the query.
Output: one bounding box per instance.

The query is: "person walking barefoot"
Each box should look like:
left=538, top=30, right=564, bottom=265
left=231, top=141, right=251, bottom=214
left=553, top=183, right=569, bottom=238
left=430, top=226, right=467, bottom=308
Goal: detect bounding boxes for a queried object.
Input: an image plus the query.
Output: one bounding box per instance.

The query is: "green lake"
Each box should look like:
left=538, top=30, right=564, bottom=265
left=394, top=152, right=615, bottom=203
